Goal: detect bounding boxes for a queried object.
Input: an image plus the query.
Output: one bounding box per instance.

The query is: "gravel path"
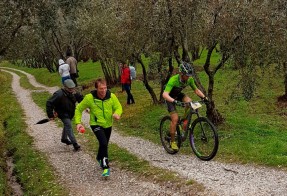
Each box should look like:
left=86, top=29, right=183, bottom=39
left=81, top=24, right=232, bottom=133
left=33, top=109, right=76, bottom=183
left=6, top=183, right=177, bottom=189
left=1, top=67, right=287, bottom=196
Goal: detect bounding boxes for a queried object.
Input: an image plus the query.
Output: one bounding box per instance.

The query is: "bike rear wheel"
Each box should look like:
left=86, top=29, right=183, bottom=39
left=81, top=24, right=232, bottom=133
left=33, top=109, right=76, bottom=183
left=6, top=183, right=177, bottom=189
left=159, top=116, right=181, bottom=154
left=189, top=117, right=218, bottom=161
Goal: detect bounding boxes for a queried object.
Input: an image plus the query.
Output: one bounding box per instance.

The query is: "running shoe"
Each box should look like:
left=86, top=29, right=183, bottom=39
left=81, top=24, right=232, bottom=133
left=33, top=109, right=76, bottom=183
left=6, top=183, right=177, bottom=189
left=170, top=141, right=179, bottom=151
left=61, top=139, right=72, bottom=145
left=73, top=143, right=81, bottom=151
left=102, top=168, right=110, bottom=177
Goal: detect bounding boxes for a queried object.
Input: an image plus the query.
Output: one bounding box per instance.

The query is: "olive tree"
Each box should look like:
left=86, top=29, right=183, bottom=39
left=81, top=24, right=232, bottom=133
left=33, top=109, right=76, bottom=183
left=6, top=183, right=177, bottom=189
left=186, top=0, right=283, bottom=123
left=267, top=1, right=287, bottom=100
left=0, top=0, right=40, bottom=56
left=5, top=0, right=90, bottom=72
left=77, top=0, right=124, bottom=85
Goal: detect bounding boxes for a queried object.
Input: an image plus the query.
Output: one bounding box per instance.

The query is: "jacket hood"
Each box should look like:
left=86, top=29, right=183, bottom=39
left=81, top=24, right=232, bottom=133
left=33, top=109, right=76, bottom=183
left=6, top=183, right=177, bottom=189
left=91, top=90, right=111, bottom=100
left=59, top=59, right=65, bottom=65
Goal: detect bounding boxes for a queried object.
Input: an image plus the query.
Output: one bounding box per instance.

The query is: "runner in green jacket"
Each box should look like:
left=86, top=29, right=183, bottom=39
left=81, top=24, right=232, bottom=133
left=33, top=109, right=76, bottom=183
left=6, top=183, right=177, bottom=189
left=75, top=78, right=122, bottom=177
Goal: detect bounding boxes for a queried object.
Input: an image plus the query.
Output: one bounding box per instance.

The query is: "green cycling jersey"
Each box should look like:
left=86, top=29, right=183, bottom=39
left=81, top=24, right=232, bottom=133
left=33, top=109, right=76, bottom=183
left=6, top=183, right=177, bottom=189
left=164, top=74, right=197, bottom=98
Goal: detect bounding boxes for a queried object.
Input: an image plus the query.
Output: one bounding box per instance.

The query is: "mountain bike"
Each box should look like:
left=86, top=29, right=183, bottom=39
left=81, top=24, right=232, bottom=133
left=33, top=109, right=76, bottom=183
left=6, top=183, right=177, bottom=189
left=159, top=100, right=219, bottom=161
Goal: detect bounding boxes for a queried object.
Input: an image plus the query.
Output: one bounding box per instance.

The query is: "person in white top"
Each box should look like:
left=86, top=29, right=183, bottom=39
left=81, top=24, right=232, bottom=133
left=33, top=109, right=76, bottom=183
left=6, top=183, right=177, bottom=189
left=58, top=59, right=71, bottom=84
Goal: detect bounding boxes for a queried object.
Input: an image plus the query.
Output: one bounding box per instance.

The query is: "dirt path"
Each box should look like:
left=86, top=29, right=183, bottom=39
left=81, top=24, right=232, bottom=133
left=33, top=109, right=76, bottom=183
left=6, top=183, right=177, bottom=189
left=1, top=67, right=287, bottom=196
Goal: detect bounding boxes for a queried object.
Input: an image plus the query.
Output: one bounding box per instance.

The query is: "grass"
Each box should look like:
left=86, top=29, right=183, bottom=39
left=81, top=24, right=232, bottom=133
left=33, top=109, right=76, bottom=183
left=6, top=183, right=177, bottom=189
left=0, top=73, right=11, bottom=196
left=0, top=71, right=67, bottom=195
left=210, top=68, right=287, bottom=167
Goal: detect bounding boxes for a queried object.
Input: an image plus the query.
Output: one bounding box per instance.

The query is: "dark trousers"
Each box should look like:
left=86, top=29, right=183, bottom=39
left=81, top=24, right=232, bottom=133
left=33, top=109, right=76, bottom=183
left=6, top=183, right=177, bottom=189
left=61, top=118, right=77, bottom=144
left=70, top=73, right=78, bottom=86
left=91, top=126, right=112, bottom=169
left=122, top=84, right=125, bottom=92
left=124, top=84, right=135, bottom=104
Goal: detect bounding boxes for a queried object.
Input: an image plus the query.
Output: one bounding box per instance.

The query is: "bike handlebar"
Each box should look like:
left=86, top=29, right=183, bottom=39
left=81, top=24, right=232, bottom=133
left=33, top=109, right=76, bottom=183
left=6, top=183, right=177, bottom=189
left=175, top=100, right=207, bottom=109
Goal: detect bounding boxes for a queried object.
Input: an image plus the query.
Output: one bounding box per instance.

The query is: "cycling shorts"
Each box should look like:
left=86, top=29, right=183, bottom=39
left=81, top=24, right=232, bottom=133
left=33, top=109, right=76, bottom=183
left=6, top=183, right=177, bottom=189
left=166, top=92, right=185, bottom=113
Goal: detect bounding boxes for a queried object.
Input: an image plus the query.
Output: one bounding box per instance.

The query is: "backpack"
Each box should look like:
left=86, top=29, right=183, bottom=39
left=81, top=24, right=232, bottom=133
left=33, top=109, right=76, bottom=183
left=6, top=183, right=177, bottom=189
left=129, top=66, right=136, bottom=80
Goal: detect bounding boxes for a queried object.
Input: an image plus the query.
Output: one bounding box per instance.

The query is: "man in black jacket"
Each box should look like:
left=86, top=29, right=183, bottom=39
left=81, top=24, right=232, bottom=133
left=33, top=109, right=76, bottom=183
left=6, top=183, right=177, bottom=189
left=46, top=79, right=83, bottom=151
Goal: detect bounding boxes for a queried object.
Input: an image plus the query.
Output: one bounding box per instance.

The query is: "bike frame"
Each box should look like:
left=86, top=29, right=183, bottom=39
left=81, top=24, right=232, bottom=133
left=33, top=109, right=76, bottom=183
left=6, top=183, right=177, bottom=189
left=160, top=100, right=218, bottom=160
left=178, top=102, right=202, bottom=141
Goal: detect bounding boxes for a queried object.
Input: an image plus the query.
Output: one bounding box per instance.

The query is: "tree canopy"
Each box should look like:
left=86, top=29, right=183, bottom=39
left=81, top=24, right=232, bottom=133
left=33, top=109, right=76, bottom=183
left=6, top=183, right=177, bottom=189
left=1, top=0, right=287, bottom=123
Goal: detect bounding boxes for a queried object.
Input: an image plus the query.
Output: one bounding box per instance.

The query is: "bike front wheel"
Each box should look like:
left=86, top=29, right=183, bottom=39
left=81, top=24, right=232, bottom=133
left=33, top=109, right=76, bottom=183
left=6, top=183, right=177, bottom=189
left=159, top=116, right=181, bottom=154
left=189, top=117, right=218, bottom=161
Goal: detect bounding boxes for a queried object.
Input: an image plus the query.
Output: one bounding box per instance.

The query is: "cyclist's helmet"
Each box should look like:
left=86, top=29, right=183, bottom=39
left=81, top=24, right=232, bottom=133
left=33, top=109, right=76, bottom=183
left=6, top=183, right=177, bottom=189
left=179, top=62, right=193, bottom=76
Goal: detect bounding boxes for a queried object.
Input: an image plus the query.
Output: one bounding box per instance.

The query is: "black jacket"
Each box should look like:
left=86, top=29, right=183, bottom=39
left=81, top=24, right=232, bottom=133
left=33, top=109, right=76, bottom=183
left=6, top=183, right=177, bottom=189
left=46, top=88, right=83, bottom=119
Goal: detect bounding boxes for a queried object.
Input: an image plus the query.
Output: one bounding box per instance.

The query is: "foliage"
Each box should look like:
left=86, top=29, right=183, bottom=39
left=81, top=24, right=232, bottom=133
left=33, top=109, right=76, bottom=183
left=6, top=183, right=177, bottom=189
left=75, top=0, right=287, bottom=122
left=3, top=0, right=91, bottom=72
left=0, top=0, right=40, bottom=56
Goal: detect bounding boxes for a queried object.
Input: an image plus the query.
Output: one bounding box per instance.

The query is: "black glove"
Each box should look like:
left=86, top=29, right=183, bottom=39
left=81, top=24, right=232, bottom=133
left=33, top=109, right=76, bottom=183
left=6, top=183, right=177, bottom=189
left=202, top=96, right=210, bottom=104
left=173, top=100, right=184, bottom=107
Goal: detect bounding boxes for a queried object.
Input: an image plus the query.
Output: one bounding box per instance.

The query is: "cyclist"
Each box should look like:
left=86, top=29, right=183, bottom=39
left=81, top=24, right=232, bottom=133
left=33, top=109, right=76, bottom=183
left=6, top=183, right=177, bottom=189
left=162, top=62, right=208, bottom=151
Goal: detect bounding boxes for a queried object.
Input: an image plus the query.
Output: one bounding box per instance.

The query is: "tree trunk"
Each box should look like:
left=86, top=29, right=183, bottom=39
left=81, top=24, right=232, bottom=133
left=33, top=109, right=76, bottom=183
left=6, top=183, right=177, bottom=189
left=100, top=60, right=112, bottom=85
left=100, top=60, right=118, bottom=87
left=0, top=12, right=24, bottom=56
left=52, top=30, right=65, bottom=59
left=206, top=75, right=225, bottom=124
left=191, top=46, right=200, bottom=61
left=284, top=62, right=287, bottom=97
left=204, top=45, right=225, bottom=125
left=159, top=56, right=174, bottom=103
left=206, top=100, right=225, bottom=125
left=180, top=33, right=190, bottom=62
left=136, top=55, right=159, bottom=104
left=173, top=45, right=181, bottom=64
